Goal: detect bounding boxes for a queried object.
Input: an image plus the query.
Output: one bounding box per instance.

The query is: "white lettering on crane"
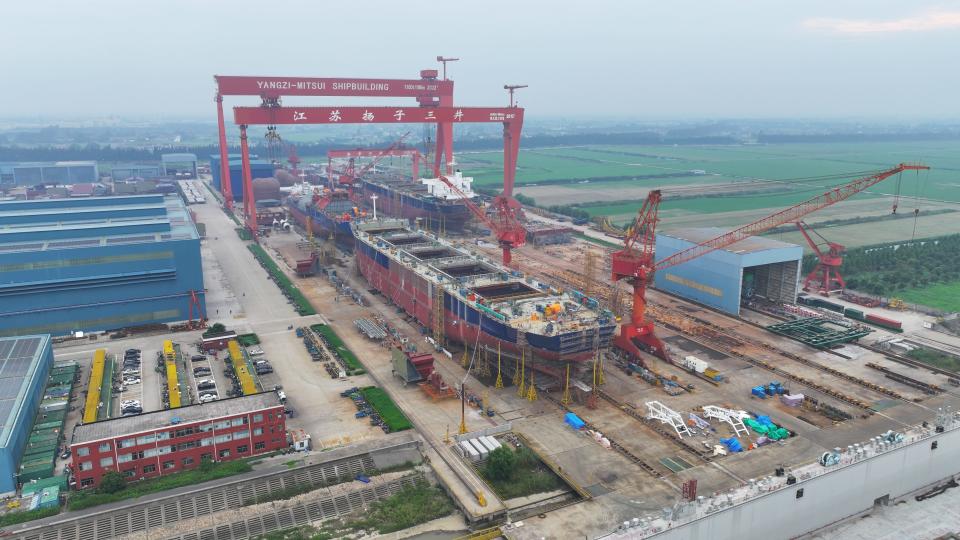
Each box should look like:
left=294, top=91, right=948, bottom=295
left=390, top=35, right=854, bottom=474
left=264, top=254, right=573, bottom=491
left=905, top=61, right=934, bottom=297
left=394, top=109, right=405, bottom=121
left=329, top=110, right=342, bottom=122
left=362, top=110, right=375, bottom=122
left=293, top=111, right=307, bottom=122
left=453, top=109, right=464, bottom=121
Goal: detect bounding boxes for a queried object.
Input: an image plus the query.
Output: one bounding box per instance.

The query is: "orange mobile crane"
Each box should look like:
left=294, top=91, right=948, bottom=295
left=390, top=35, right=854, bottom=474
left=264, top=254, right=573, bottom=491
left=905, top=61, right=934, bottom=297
left=611, top=163, right=929, bottom=364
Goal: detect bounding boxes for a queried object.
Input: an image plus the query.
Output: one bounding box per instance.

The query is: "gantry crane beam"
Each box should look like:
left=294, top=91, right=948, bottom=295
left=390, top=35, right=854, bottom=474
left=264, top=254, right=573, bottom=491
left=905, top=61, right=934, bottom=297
left=612, top=163, right=929, bottom=364
left=213, top=70, right=455, bottom=210
left=232, top=105, right=524, bottom=247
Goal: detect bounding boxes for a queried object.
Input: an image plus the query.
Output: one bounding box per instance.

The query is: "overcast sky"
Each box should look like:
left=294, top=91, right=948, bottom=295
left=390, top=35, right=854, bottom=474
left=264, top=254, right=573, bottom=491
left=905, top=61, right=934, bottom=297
left=2, top=1, right=958, bottom=120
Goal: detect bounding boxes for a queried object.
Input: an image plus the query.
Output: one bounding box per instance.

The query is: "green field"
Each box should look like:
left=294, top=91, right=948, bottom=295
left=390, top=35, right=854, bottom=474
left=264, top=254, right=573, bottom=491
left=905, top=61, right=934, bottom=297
left=897, top=281, right=960, bottom=313
left=359, top=387, right=412, bottom=432
left=461, top=141, right=960, bottom=205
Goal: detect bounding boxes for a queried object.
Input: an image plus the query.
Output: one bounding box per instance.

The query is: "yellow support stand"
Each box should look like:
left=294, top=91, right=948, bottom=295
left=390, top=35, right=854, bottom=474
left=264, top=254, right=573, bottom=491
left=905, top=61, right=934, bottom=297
left=444, top=424, right=450, bottom=444
left=512, top=351, right=521, bottom=386
left=561, top=364, right=571, bottom=405
left=526, top=368, right=538, bottom=401
left=495, top=342, right=504, bottom=388
left=597, top=352, right=605, bottom=386
left=517, top=350, right=526, bottom=397
left=462, top=348, right=469, bottom=369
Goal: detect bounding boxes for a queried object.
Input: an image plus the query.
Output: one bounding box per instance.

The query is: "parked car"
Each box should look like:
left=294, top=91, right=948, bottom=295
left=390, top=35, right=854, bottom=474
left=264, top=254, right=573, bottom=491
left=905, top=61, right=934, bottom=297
left=60, top=449, right=71, bottom=459
left=123, top=378, right=141, bottom=385
left=191, top=355, right=206, bottom=363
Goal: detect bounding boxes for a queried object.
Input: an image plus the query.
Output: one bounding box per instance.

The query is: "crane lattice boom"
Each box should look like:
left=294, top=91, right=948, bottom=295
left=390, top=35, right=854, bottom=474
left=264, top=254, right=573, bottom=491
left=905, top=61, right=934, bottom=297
left=610, top=162, right=929, bottom=365
left=655, top=163, right=929, bottom=271
left=437, top=175, right=526, bottom=265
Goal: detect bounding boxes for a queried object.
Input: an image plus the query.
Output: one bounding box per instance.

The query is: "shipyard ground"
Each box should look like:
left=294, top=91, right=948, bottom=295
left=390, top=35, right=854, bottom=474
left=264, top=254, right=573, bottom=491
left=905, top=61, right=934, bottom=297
left=49, top=194, right=958, bottom=539
left=257, top=223, right=960, bottom=539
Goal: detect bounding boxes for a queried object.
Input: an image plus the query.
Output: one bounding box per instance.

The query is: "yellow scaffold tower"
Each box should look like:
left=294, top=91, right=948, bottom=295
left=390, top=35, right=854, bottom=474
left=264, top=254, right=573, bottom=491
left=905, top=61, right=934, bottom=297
left=495, top=342, right=504, bottom=388
left=561, top=364, right=572, bottom=405
left=516, top=350, right=526, bottom=397
left=526, top=368, right=538, bottom=401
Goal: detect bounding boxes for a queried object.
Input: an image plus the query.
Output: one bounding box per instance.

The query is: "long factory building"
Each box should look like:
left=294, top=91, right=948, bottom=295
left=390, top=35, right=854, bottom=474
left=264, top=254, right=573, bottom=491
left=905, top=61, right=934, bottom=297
left=654, top=228, right=803, bottom=316
left=0, top=194, right=205, bottom=336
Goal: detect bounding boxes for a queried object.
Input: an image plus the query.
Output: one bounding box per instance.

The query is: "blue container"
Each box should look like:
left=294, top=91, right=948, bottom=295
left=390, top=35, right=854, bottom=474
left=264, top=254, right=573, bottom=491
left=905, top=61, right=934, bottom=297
left=564, top=412, right=586, bottom=430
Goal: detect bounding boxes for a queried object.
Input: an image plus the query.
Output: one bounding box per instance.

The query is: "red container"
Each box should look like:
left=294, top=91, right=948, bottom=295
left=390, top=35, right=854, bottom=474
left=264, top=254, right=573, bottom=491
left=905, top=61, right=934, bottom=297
left=865, top=314, right=902, bottom=329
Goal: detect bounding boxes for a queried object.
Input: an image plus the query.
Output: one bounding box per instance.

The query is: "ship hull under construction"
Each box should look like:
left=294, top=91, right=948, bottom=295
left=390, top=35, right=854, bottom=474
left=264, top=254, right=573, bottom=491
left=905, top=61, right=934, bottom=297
left=359, top=179, right=472, bottom=232
left=285, top=197, right=355, bottom=249
left=354, top=220, right=615, bottom=366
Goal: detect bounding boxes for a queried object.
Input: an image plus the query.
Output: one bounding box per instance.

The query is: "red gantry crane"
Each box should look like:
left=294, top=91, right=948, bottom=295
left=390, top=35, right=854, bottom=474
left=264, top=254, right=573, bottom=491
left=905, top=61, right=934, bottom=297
left=233, top=105, right=524, bottom=247
left=214, top=69, right=455, bottom=211
left=795, top=221, right=846, bottom=296
left=611, top=163, right=929, bottom=363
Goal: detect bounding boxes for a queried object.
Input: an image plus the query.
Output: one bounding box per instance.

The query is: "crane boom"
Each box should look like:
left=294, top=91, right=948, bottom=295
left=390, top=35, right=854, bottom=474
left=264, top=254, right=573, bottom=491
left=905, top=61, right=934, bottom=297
left=437, top=175, right=526, bottom=264
left=654, top=163, right=929, bottom=271
left=610, top=162, right=929, bottom=365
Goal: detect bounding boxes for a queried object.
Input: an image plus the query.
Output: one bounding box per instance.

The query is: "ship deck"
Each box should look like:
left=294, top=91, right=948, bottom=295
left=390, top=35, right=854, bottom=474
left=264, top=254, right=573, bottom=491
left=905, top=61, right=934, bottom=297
left=355, top=220, right=611, bottom=336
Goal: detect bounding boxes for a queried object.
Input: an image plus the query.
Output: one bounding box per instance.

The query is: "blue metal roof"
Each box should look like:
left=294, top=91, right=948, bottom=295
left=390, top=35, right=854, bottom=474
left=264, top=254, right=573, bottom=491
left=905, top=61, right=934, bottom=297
left=659, top=227, right=800, bottom=255
left=0, top=335, right=50, bottom=447
left=0, top=195, right=198, bottom=253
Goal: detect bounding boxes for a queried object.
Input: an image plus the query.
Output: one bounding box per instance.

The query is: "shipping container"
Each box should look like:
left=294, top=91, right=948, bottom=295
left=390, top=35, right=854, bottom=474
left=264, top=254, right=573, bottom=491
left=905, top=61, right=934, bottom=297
left=483, top=435, right=502, bottom=451
left=458, top=440, right=479, bottom=461
left=865, top=313, right=903, bottom=330
left=703, top=368, right=722, bottom=381
left=820, top=300, right=845, bottom=313
left=682, top=355, right=709, bottom=373
left=844, top=307, right=865, bottom=320
left=476, top=437, right=497, bottom=453
left=467, top=439, right=488, bottom=459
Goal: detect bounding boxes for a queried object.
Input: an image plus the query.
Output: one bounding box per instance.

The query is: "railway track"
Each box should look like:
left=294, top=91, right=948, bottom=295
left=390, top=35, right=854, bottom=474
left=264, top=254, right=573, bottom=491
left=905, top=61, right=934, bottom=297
left=866, top=363, right=943, bottom=395
left=541, top=393, right=664, bottom=479
left=595, top=389, right=714, bottom=463
left=647, top=303, right=915, bottom=403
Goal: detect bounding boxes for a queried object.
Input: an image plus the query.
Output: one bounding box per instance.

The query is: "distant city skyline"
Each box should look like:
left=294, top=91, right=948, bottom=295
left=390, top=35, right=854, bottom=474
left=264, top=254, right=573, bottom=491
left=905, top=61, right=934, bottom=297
left=2, top=1, right=958, bottom=120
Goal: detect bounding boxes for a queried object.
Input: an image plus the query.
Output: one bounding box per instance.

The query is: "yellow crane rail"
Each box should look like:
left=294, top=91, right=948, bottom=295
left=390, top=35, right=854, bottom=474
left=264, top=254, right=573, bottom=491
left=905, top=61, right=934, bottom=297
left=82, top=349, right=106, bottom=423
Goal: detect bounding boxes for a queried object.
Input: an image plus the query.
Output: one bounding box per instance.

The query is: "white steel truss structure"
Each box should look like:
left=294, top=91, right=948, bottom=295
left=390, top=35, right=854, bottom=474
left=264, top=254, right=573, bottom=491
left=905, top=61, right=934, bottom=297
left=646, top=401, right=691, bottom=438
left=702, top=405, right=750, bottom=437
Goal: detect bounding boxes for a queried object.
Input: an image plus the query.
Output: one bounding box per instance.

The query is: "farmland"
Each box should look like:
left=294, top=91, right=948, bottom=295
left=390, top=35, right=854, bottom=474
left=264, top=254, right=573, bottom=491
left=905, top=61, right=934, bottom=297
left=458, top=140, right=960, bottom=249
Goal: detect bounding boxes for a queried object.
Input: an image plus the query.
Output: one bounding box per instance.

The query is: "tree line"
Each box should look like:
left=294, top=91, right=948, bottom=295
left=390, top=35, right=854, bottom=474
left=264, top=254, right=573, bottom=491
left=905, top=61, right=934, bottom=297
left=803, top=234, right=960, bottom=295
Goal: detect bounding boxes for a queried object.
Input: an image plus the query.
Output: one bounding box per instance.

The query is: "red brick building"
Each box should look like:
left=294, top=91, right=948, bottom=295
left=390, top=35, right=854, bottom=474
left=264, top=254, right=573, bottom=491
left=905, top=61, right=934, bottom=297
left=70, top=393, right=287, bottom=490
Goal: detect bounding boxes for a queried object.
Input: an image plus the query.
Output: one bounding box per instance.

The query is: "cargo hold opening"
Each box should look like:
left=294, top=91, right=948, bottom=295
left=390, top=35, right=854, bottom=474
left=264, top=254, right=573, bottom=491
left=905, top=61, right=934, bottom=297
left=471, top=282, right=545, bottom=302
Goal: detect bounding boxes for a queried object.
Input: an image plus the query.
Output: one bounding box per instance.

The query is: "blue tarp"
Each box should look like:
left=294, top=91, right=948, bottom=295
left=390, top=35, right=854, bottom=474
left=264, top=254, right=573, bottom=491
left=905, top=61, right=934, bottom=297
left=565, top=412, right=585, bottom=430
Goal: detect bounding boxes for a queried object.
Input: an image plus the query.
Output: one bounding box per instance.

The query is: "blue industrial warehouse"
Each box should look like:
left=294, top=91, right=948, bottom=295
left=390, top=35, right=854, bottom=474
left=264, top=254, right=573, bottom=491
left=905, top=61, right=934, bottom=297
left=0, top=162, right=99, bottom=187
left=654, top=228, right=802, bottom=316
left=210, top=154, right=274, bottom=201
left=0, top=195, right=205, bottom=336
left=110, top=164, right=162, bottom=180
left=0, top=335, right=53, bottom=496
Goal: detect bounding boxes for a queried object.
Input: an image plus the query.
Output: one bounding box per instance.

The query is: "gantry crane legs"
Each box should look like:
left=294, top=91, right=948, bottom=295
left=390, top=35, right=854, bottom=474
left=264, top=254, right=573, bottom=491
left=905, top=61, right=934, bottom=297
left=612, top=163, right=929, bottom=366
left=796, top=221, right=846, bottom=296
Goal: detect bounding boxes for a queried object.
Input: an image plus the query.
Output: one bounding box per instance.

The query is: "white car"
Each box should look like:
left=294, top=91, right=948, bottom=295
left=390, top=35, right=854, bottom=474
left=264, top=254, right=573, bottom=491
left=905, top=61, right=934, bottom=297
left=121, top=400, right=141, bottom=407
left=199, top=394, right=218, bottom=403
left=123, top=378, right=141, bottom=385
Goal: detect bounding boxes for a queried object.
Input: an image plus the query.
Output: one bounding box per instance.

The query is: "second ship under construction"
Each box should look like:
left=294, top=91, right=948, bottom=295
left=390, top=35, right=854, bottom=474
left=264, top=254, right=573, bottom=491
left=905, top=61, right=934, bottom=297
left=354, top=219, right=616, bottom=368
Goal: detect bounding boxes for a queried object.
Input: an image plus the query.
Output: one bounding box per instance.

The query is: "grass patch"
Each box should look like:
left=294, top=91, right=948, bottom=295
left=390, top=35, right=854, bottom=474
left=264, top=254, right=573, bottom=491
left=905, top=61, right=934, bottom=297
left=907, top=348, right=960, bottom=373
left=67, top=459, right=253, bottom=511
left=480, top=445, right=565, bottom=500
left=359, top=387, right=412, bottom=432
left=310, top=324, right=365, bottom=375
left=248, top=244, right=316, bottom=316
left=896, top=281, right=960, bottom=313
left=236, top=227, right=252, bottom=240
left=237, top=333, right=261, bottom=346
left=351, top=480, right=453, bottom=534
left=0, top=506, right=60, bottom=527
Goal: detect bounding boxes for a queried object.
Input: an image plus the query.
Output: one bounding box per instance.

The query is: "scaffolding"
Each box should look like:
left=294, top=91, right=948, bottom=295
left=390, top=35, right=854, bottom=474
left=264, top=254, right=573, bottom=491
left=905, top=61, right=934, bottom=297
left=433, top=284, right=444, bottom=346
